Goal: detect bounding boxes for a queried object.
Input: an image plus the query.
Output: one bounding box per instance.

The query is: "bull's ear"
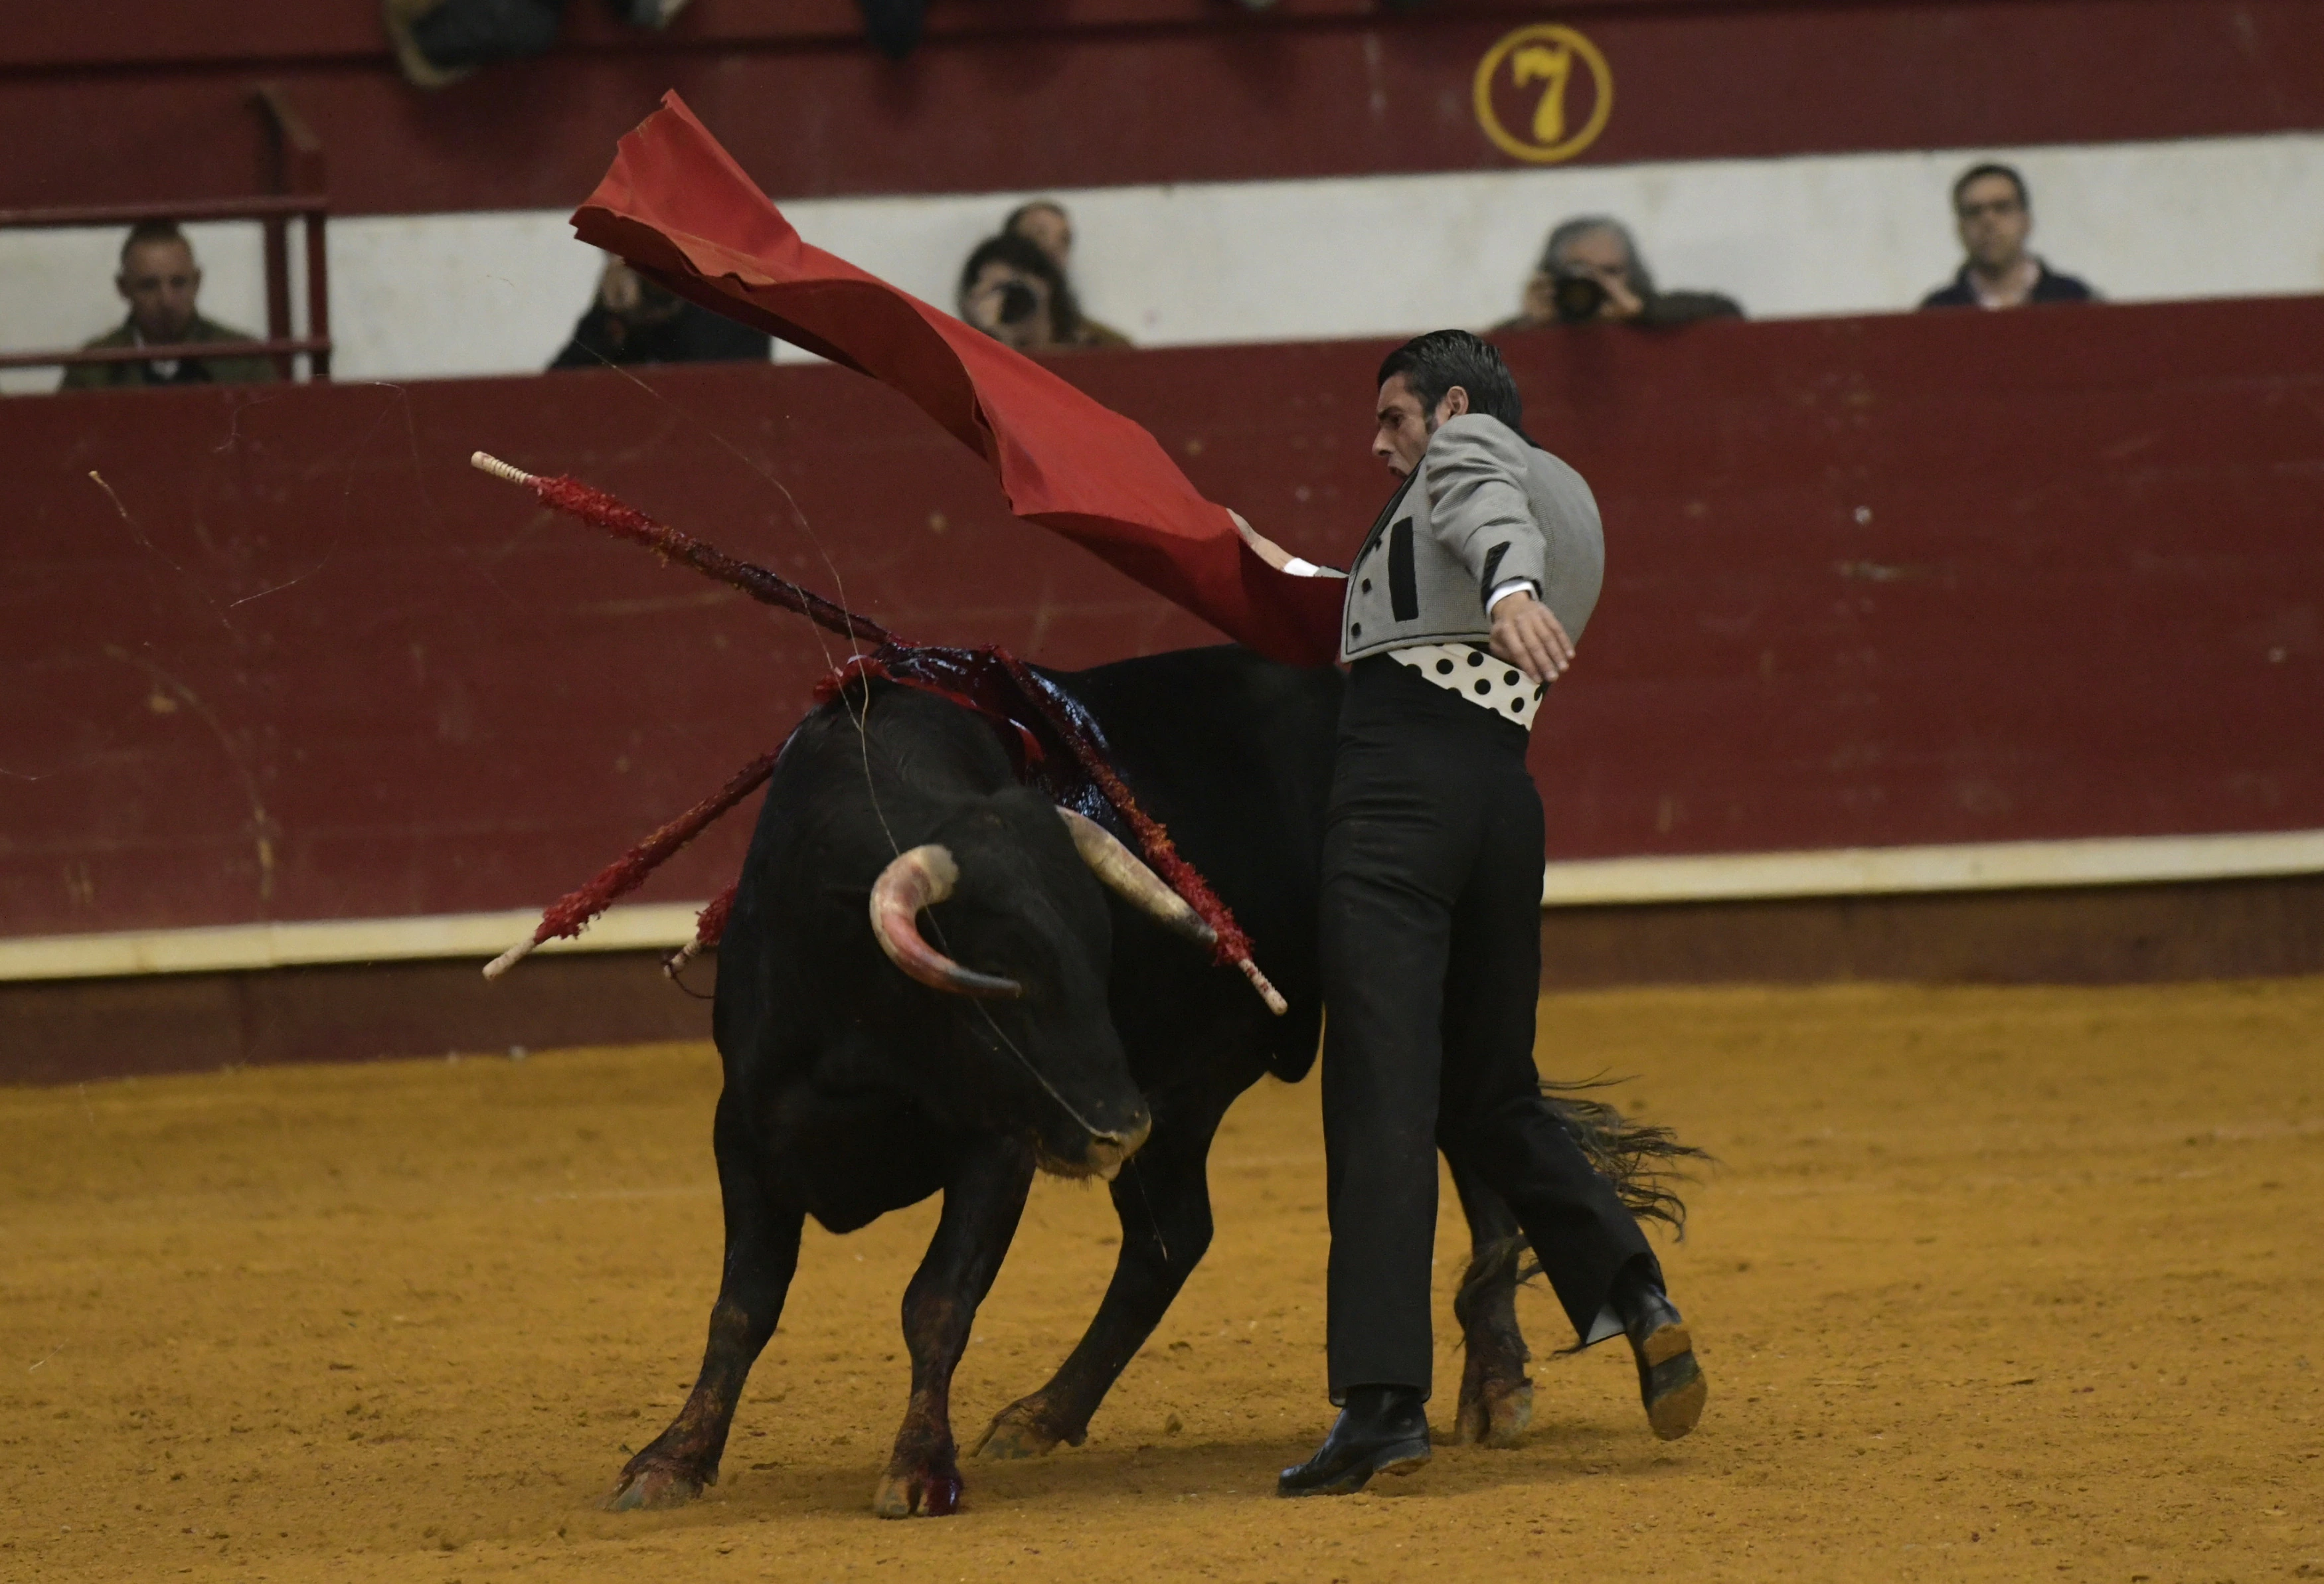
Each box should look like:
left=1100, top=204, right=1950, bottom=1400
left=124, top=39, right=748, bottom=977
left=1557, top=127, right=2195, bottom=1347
left=1055, top=808, right=1216, bottom=949
left=867, top=844, right=1023, bottom=998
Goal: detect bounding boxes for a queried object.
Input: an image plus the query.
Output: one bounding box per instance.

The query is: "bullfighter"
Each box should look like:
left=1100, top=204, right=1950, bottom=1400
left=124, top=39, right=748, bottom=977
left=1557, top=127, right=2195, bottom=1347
left=1238, top=330, right=1707, bottom=1496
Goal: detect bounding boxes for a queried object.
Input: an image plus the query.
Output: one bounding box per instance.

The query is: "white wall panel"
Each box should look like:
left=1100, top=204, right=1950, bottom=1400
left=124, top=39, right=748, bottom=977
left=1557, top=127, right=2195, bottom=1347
left=4, top=132, right=2319, bottom=394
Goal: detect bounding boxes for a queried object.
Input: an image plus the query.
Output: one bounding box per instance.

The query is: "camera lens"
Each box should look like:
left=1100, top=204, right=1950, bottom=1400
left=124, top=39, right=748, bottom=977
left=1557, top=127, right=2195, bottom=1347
left=997, top=281, right=1040, bottom=325
left=1552, top=273, right=1608, bottom=323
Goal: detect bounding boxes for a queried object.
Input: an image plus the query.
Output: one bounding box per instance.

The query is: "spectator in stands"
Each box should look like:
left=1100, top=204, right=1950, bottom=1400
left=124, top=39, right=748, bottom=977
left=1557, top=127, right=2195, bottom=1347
left=1004, top=200, right=1073, bottom=268
left=1004, top=200, right=1132, bottom=347
left=1920, top=163, right=2096, bottom=310
left=384, top=0, right=691, bottom=90
left=856, top=0, right=926, bottom=60
left=956, top=232, right=1125, bottom=354
left=548, top=258, right=770, bottom=371
left=61, top=222, right=274, bottom=392
left=1496, top=217, right=1743, bottom=331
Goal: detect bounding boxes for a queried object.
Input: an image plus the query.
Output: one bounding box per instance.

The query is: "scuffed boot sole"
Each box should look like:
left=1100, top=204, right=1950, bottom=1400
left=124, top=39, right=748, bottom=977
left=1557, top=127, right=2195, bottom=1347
left=1638, top=1322, right=1706, bottom=1441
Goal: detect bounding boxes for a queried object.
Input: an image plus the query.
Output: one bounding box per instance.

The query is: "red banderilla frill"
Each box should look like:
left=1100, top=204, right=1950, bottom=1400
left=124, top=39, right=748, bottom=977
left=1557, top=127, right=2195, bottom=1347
left=469, top=452, right=1285, bottom=1015
left=481, top=752, right=776, bottom=981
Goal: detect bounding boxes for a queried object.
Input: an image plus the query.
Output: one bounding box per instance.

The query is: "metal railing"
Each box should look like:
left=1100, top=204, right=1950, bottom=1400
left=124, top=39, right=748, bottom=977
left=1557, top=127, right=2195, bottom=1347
left=0, top=86, right=331, bottom=383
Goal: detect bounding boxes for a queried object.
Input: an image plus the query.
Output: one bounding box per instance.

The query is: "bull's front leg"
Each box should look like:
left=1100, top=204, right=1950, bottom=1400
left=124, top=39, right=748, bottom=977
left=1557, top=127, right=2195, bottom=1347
left=607, top=1096, right=805, bottom=1510
left=874, top=1137, right=1037, bottom=1518
left=1448, top=1156, right=1534, bottom=1448
left=975, top=1092, right=1231, bottom=1460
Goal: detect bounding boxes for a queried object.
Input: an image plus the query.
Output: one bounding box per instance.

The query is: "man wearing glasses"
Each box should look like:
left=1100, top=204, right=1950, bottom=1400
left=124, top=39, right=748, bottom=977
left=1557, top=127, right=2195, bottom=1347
left=1920, top=163, right=2097, bottom=310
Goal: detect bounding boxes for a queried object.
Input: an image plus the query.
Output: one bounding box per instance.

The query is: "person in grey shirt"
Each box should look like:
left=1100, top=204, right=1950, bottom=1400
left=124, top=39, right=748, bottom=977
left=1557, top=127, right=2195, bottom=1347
left=1241, top=330, right=1706, bottom=1496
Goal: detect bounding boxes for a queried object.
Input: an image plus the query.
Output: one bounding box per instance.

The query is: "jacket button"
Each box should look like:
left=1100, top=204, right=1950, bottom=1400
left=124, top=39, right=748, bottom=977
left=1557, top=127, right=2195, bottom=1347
left=1349, top=623, right=1362, bottom=639
left=1361, top=579, right=1371, bottom=593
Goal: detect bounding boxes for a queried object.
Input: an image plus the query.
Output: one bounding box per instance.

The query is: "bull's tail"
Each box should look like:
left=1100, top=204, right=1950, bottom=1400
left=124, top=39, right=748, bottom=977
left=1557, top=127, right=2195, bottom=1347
left=1452, top=1232, right=1529, bottom=1336
left=1542, top=1075, right=1710, bottom=1235
left=1453, top=1077, right=1711, bottom=1331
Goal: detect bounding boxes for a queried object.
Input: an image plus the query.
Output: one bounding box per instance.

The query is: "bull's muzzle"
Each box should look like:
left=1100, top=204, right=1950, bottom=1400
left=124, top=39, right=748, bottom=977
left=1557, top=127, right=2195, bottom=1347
left=1081, top=1111, right=1153, bottom=1182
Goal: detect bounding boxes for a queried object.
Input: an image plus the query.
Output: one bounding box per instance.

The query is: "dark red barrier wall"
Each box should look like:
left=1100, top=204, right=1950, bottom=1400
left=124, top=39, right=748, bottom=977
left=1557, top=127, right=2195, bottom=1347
left=7, top=0, right=2321, bottom=212
left=3, top=296, right=2321, bottom=941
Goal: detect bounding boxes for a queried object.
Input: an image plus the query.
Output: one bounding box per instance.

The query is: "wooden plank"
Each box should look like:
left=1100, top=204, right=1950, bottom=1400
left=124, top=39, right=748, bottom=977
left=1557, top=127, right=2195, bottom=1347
left=2, top=296, right=2320, bottom=941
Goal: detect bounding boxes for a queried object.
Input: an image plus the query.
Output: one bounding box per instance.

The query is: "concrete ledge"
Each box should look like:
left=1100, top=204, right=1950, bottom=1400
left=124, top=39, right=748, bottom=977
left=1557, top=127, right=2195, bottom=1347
left=0, top=948, right=720, bottom=1088
left=9, top=829, right=2320, bottom=985
left=1536, top=872, right=2324, bottom=989
left=1537, top=828, right=2324, bottom=906
left=0, top=904, right=706, bottom=983
left=6, top=872, right=2322, bottom=1087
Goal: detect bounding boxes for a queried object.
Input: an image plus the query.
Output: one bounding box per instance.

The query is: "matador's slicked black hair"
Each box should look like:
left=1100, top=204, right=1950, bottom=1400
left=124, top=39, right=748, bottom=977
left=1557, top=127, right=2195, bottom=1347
left=1377, top=329, right=1525, bottom=436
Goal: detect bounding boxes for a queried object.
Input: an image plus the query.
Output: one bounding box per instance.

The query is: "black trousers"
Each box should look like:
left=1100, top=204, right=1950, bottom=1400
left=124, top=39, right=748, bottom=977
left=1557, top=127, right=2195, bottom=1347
left=1321, top=657, right=1653, bottom=1399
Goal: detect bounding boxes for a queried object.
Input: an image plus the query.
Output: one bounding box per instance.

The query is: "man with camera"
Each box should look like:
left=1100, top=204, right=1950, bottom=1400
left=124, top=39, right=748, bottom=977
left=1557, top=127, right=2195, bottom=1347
left=1237, top=330, right=1706, bottom=1496
left=1003, top=200, right=1133, bottom=347
left=956, top=231, right=1127, bottom=353
left=1498, top=216, right=1742, bottom=330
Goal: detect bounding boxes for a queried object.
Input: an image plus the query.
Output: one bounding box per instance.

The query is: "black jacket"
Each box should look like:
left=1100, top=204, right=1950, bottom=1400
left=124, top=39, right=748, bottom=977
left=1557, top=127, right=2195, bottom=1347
left=550, top=301, right=771, bottom=371
left=1919, top=262, right=2095, bottom=309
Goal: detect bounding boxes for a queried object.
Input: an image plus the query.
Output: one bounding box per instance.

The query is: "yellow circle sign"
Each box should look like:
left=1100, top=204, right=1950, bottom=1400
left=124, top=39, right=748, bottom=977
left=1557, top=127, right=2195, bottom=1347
left=1472, top=23, right=1613, bottom=165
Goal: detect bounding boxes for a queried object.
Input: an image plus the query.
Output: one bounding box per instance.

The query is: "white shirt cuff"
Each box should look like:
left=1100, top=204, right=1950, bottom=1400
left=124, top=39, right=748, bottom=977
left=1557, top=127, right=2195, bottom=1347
left=1486, top=578, right=1539, bottom=613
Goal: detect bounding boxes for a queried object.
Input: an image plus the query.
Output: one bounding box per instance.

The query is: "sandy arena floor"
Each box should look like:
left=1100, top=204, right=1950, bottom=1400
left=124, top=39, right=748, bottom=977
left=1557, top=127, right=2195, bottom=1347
left=3, top=979, right=2320, bottom=1582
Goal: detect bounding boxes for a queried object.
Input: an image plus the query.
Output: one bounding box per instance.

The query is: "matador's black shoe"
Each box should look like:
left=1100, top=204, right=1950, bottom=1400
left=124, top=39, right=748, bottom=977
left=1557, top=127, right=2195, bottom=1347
left=1618, top=1279, right=1707, bottom=1440
left=1277, top=1385, right=1432, bottom=1496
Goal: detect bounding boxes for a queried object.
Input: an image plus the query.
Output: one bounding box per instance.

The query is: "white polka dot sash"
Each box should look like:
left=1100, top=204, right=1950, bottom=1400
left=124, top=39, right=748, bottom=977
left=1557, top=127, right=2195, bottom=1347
left=1390, top=642, right=1546, bottom=729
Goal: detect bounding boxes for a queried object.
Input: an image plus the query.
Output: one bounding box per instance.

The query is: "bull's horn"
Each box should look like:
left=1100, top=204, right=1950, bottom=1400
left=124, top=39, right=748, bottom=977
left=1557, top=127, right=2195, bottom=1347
left=867, top=844, right=1024, bottom=998
left=1056, top=808, right=1216, bottom=949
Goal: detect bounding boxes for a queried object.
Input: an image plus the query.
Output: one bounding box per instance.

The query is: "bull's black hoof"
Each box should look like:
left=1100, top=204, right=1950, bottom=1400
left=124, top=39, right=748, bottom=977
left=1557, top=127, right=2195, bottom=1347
left=973, top=1395, right=1073, bottom=1460
left=873, top=1463, right=964, bottom=1518
left=603, top=1455, right=710, bottom=1511
left=1453, top=1374, right=1533, bottom=1448
left=1277, top=1386, right=1431, bottom=1497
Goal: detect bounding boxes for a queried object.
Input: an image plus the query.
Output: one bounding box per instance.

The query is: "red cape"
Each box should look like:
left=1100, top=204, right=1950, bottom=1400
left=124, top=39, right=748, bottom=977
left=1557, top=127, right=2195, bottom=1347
left=570, top=92, right=1343, bottom=669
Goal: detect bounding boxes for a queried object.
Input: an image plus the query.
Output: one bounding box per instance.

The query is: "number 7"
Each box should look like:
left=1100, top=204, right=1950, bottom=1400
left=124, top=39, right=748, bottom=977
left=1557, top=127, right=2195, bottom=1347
left=1511, top=43, right=1574, bottom=145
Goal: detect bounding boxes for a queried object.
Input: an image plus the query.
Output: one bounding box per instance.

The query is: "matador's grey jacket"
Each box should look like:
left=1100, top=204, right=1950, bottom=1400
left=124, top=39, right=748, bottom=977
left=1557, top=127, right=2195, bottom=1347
left=1332, top=413, right=1604, bottom=664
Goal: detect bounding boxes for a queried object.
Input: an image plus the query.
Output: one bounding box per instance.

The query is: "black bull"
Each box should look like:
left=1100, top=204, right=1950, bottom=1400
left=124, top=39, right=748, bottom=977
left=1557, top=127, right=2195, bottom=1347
left=605, top=645, right=1685, bottom=1516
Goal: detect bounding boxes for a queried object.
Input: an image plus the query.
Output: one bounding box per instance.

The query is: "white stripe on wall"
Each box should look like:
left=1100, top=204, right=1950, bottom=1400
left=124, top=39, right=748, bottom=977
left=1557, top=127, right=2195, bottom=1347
left=6, top=828, right=2317, bottom=983
left=0, top=905, right=705, bottom=983
left=5, top=132, right=2321, bottom=394
left=1535, top=829, right=2324, bottom=908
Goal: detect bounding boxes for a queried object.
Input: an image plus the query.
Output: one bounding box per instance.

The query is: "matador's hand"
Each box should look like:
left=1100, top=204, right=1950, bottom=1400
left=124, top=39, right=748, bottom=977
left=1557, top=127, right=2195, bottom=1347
left=1230, top=509, right=1295, bottom=572
left=1489, top=589, right=1574, bottom=685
